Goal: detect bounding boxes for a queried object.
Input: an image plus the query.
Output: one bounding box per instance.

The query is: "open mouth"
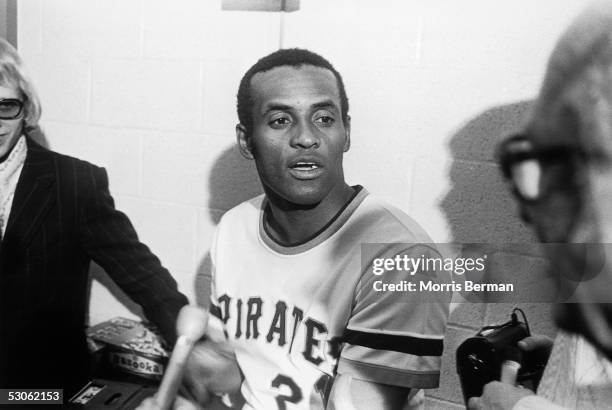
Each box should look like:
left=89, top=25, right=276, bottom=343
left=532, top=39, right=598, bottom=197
left=290, top=162, right=320, bottom=170
left=288, top=160, right=324, bottom=179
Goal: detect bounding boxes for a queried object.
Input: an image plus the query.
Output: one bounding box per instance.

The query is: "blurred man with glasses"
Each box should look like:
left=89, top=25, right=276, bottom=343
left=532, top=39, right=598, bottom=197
left=469, top=2, right=612, bottom=409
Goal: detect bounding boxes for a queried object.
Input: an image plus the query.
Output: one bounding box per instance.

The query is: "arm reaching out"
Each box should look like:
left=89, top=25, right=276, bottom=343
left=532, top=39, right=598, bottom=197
left=136, top=338, right=242, bottom=410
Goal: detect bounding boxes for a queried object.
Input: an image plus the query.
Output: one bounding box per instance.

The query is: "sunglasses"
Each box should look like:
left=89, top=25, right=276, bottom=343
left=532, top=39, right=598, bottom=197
left=497, top=134, right=586, bottom=202
left=0, top=98, right=24, bottom=120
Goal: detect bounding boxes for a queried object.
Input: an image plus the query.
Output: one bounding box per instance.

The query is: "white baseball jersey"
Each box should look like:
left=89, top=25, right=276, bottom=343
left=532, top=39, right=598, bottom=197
left=209, top=187, right=449, bottom=409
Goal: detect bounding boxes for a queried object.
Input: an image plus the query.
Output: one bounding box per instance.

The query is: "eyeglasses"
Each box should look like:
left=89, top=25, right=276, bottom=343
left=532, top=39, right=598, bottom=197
left=0, top=98, right=24, bottom=120
left=497, top=134, right=586, bottom=202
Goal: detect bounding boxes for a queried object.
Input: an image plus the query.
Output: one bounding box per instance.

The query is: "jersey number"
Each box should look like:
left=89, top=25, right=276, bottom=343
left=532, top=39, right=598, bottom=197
left=271, top=374, right=303, bottom=410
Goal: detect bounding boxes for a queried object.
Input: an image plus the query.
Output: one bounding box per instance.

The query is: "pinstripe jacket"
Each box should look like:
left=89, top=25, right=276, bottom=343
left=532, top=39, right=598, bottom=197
left=0, top=137, right=189, bottom=395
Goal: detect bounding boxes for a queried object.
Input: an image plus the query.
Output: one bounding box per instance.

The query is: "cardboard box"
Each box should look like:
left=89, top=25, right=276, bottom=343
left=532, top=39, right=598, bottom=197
left=87, top=318, right=169, bottom=380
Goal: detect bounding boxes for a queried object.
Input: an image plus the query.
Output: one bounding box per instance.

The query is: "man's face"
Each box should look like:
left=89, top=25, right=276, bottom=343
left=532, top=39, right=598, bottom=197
left=521, top=96, right=595, bottom=244
left=0, top=84, right=24, bottom=158
left=238, top=65, right=350, bottom=206
left=513, top=75, right=612, bottom=355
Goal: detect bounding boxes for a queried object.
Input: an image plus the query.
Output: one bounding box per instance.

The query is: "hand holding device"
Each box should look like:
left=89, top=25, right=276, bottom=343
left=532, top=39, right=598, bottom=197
left=154, top=306, right=209, bottom=410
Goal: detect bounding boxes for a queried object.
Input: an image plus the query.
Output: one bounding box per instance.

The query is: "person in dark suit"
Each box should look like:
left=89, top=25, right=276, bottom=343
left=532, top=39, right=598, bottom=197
left=0, top=39, right=189, bottom=396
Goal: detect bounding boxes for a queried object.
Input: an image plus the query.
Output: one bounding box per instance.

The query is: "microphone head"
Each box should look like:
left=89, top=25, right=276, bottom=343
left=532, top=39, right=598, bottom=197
left=176, top=305, right=209, bottom=341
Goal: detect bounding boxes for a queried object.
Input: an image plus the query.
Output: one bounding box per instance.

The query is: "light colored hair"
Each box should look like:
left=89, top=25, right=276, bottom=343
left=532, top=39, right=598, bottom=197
left=0, top=38, right=41, bottom=131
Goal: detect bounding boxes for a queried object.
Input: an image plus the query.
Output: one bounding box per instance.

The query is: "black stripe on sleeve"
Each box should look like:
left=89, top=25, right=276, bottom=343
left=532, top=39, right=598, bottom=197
left=210, top=303, right=222, bottom=321
left=343, top=329, right=444, bottom=356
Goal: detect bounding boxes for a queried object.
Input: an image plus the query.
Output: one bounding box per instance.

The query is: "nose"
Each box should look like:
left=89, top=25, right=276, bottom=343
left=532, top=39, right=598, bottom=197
left=290, top=121, right=320, bottom=149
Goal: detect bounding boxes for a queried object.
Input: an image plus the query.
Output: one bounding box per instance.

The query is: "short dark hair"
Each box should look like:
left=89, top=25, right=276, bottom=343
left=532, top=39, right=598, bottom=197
left=237, top=48, right=349, bottom=135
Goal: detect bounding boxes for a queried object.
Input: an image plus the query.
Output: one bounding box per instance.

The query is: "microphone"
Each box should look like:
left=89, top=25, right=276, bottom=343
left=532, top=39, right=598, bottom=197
left=155, top=305, right=209, bottom=410
left=500, top=346, right=522, bottom=385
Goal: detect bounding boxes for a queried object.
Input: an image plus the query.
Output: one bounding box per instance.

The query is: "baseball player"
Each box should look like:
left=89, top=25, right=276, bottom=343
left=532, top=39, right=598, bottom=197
left=141, top=48, right=450, bottom=410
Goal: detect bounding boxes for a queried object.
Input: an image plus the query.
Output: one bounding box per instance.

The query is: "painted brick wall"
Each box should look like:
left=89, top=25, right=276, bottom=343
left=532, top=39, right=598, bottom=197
left=17, top=1, right=590, bottom=407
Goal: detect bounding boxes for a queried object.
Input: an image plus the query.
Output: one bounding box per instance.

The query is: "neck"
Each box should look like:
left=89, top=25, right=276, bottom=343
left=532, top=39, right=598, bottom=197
left=264, top=183, right=355, bottom=245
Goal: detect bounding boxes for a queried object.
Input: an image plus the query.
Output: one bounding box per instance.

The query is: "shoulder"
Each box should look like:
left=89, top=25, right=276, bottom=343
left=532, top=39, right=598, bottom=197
left=54, top=152, right=104, bottom=177
left=217, top=194, right=264, bottom=229
left=211, top=195, right=264, bottom=258
left=26, top=139, right=109, bottom=200
left=347, top=194, right=434, bottom=245
left=27, top=138, right=105, bottom=176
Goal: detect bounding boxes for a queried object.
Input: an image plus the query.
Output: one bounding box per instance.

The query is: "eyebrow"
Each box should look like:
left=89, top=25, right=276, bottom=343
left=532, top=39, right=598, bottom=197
left=260, top=99, right=340, bottom=116
left=261, top=103, right=292, bottom=116
left=311, top=99, right=338, bottom=111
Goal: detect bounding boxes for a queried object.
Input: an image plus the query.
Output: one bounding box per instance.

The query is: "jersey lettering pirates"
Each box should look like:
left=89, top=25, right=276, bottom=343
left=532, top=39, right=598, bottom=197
left=209, top=187, right=449, bottom=409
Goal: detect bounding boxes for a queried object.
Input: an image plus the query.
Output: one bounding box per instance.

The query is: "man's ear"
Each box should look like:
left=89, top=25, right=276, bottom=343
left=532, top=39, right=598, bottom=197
left=343, top=115, right=351, bottom=152
left=236, top=124, right=254, bottom=159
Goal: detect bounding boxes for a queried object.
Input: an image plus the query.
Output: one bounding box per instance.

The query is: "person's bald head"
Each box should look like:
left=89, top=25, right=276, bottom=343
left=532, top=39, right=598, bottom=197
left=529, top=2, right=612, bottom=151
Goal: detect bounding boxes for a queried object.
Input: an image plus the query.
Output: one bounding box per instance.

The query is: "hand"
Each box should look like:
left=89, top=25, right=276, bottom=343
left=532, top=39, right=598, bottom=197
left=136, top=339, right=242, bottom=410
left=467, top=381, right=534, bottom=410
left=517, top=334, right=553, bottom=352
left=517, top=333, right=554, bottom=370
left=182, top=339, right=243, bottom=406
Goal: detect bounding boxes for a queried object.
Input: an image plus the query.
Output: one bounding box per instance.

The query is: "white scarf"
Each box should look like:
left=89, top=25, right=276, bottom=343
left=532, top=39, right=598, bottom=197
left=0, top=135, right=27, bottom=238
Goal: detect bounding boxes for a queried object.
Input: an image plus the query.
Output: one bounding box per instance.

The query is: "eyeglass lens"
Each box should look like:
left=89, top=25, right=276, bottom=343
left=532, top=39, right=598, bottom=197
left=510, top=159, right=541, bottom=200
left=0, top=99, right=23, bottom=119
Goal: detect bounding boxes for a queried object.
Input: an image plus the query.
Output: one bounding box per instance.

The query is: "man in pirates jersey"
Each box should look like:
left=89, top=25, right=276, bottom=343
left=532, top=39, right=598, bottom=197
left=178, top=49, right=450, bottom=410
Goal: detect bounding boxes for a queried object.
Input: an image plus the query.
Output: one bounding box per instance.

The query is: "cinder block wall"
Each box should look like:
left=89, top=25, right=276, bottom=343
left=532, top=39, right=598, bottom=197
left=17, top=1, right=589, bottom=407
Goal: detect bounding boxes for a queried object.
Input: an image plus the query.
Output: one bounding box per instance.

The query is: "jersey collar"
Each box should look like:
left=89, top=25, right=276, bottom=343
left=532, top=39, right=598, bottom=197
left=259, top=185, right=368, bottom=255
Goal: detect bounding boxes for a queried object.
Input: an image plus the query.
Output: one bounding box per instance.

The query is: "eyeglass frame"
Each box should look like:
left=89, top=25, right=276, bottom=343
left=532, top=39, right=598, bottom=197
left=0, top=98, right=25, bottom=120
left=497, top=133, right=589, bottom=202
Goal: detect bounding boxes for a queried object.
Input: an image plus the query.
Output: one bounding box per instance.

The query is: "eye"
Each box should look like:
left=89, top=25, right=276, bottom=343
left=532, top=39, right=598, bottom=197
left=314, top=115, right=335, bottom=126
left=269, top=116, right=291, bottom=129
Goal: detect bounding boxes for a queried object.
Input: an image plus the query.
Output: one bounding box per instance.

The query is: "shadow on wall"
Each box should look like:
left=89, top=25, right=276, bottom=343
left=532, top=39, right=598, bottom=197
left=195, top=145, right=263, bottom=307
left=440, top=100, right=536, bottom=244
left=207, top=145, right=263, bottom=224
left=429, top=101, right=557, bottom=406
